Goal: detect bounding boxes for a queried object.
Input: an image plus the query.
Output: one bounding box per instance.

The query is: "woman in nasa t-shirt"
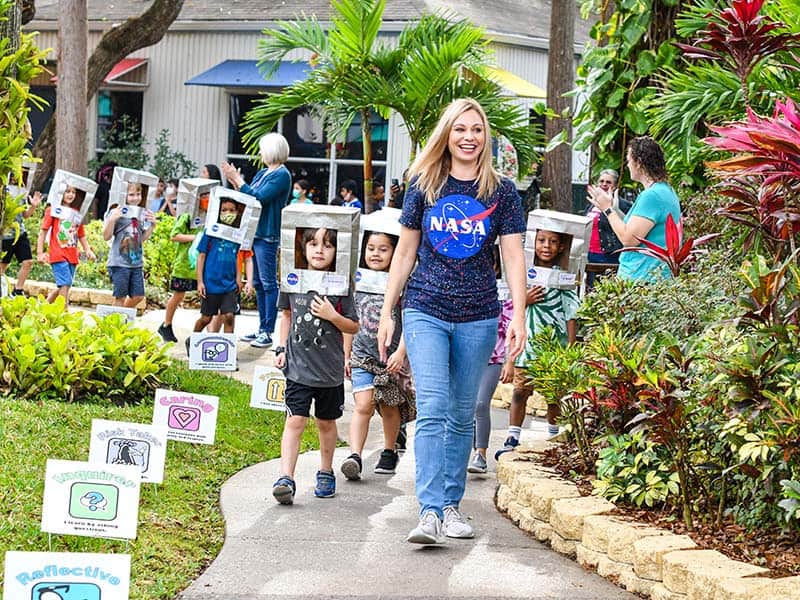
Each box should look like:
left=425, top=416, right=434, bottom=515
left=377, top=98, right=527, bottom=545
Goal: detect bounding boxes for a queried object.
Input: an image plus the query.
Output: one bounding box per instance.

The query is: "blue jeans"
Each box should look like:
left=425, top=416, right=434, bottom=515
left=403, top=308, right=498, bottom=518
left=252, top=238, right=279, bottom=335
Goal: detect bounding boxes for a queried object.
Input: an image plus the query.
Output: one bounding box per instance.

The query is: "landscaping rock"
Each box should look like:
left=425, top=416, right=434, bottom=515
left=491, top=382, right=513, bottom=407
left=662, top=549, right=767, bottom=595
left=517, top=507, right=538, bottom=533
left=68, top=287, right=90, bottom=303
left=89, top=289, right=115, bottom=305
left=607, top=521, right=670, bottom=564
left=582, top=515, right=629, bottom=553
left=765, top=576, right=800, bottom=599
left=512, top=468, right=559, bottom=496
left=633, top=534, right=697, bottom=581
left=685, top=555, right=769, bottom=600
left=576, top=542, right=603, bottom=570
left=597, top=555, right=633, bottom=580
left=651, top=582, right=687, bottom=600
left=527, top=479, right=581, bottom=521
left=496, top=484, right=514, bottom=512
left=711, top=576, right=775, bottom=600
left=496, top=455, right=538, bottom=486
left=619, top=567, right=658, bottom=596
left=531, top=518, right=553, bottom=542
left=549, top=495, right=615, bottom=541
left=515, top=439, right=556, bottom=455
left=550, top=531, right=577, bottom=557
left=507, top=500, right=526, bottom=524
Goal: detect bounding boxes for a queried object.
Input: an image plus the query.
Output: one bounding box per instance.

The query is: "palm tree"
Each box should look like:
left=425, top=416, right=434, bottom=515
left=243, top=0, right=540, bottom=212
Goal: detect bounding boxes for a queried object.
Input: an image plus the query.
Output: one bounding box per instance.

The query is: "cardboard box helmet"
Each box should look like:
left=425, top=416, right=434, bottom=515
left=355, top=207, right=402, bottom=294
left=7, top=159, right=37, bottom=198
left=48, top=169, right=99, bottom=225
left=177, top=177, right=219, bottom=229
left=524, top=209, right=593, bottom=289
left=109, top=166, right=159, bottom=213
left=204, top=187, right=261, bottom=250
left=280, top=204, right=360, bottom=296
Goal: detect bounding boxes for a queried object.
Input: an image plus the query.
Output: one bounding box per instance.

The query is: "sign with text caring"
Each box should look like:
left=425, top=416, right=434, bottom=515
left=41, top=459, right=141, bottom=540
left=89, top=419, right=168, bottom=484
left=4, top=551, right=131, bottom=600
left=152, top=388, right=219, bottom=445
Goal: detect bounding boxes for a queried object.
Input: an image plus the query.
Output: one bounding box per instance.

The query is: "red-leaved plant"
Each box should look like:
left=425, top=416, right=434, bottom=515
left=619, top=213, right=720, bottom=277
left=675, top=0, right=800, bottom=107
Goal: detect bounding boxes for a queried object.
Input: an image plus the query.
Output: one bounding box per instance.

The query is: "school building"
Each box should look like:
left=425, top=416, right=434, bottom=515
left=26, top=0, right=592, bottom=201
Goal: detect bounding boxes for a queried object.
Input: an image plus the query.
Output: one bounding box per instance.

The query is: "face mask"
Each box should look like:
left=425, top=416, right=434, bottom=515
left=292, top=189, right=301, bottom=199
left=219, top=212, right=236, bottom=225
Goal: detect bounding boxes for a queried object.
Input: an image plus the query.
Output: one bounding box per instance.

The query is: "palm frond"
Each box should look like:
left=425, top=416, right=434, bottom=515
left=257, top=16, right=329, bottom=77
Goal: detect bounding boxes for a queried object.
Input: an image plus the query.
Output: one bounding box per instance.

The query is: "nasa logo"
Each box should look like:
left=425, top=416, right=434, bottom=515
left=527, top=267, right=537, bottom=279
left=286, top=272, right=299, bottom=285
left=425, top=194, right=496, bottom=259
left=211, top=224, right=219, bottom=232
left=355, top=270, right=362, bottom=282
left=121, top=207, right=129, bottom=215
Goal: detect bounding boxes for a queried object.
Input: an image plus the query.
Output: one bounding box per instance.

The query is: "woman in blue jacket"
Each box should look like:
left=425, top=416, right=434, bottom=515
left=222, top=133, right=292, bottom=347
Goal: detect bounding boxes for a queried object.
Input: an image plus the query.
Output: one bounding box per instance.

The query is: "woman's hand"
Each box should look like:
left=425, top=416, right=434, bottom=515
left=377, top=312, right=395, bottom=363
left=505, top=315, right=527, bottom=361
left=586, top=184, right=617, bottom=212
left=221, top=162, right=244, bottom=190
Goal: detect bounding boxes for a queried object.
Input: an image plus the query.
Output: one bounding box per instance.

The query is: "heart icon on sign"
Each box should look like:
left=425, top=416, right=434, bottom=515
left=168, top=406, right=201, bottom=431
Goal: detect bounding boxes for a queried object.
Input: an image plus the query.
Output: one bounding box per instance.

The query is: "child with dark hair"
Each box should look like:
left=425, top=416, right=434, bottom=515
left=291, top=179, right=312, bottom=205
left=341, top=231, right=414, bottom=480
left=495, top=229, right=578, bottom=457
left=272, top=227, right=359, bottom=504
left=338, top=179, right=362, bottom=212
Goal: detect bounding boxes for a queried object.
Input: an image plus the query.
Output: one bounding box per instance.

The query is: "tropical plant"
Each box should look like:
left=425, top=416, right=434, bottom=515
left=242, top=0, right=540, bottom=211
left=150, top=129, right=197, bottom=182
left=88, top=114, right=149, bottom=176
left=779, top=479, right=800, bottom=522
left=618, top=213, right=720, bottom=277
left=0, top=0, right=47, bottom=240
left=572, top=0, right=681, bottom=181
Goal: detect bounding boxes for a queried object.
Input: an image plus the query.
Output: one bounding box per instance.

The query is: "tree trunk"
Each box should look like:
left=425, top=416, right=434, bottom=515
left=56, top=0, right=87, bottom=174
left=0, top=1, right=21, bottom=51
left=361, top=109, right=374, bottom=213
left=541, top=0, right=575, bottom=213
left=32, top=0, right=185, bottom=188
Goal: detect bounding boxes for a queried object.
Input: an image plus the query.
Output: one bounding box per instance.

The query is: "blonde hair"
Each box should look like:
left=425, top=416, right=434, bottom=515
left=408, top=98, right=500, bottom=205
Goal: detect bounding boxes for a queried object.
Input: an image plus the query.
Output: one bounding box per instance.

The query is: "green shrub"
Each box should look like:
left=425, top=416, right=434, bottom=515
left=0, top=295, right=169, bottom=403
left=144, top=214, right=178, bottom=292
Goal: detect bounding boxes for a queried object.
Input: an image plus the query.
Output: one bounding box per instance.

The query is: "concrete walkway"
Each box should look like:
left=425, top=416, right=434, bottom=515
left=136, top=307, right=632, bottom=600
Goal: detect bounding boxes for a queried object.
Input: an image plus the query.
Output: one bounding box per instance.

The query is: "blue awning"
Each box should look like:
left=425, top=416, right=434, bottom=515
left=184, top=59, right=310, bottom=89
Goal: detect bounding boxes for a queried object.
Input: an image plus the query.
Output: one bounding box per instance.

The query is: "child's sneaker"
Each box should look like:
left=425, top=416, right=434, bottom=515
left=314, top=470, right=336, bottom=498
left=251, top=332, right=273, bottom=348
left=374, top=449, right=399, bottom=474
left=467, top=452, right=488, bottom=474
left=272, top=475, right=296, bottom=505
left=395, top=424, right=407, bottom=455
left=184, top=337, right=191, bottom=357
left=239, top=331, right=259, bottom=342
left=158, top=323, right=178, bottom=343
left=493, top=436, right=520, bottom=461
left=340, top=453, right=363, bottom=481
left=407, top=510, right=445, bottom=544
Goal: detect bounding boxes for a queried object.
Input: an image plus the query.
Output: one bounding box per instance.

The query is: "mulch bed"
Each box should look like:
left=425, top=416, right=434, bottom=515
left=538, top=443, right=800, bottom=578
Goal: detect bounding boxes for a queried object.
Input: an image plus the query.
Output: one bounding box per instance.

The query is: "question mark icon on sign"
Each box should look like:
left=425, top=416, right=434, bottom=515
left=81, top=491, right=106, bottom=512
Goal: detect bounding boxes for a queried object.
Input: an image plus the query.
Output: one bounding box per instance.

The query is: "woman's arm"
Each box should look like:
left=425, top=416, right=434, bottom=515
left=377, top=226, right=420, bottom=361
left=587, top=185, right=654, bottom=246
left=499, top=232, right=527, bottom=360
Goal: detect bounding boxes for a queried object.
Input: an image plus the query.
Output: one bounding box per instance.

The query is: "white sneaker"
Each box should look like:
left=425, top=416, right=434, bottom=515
left=467, top=452, right=488, bottom=474
left=407, top=511, right=445, bottom=544
left=443, top=505, right=474, bottom=538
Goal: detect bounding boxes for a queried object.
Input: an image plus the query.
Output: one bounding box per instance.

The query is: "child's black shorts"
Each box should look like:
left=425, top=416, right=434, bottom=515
left=170, top=277, right=197, bottom=292
left=284, top=379, right=344, bottom=420
left=200, top=290, right=238, bottom=316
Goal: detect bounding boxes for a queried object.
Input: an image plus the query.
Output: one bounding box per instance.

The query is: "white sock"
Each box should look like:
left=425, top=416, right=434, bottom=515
left=507, top=426, right=522, bottom=441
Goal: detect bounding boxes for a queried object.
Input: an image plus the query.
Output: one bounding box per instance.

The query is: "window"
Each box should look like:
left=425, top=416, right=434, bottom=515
left=227, top=95, right=388, bottom=204
left=96, top=90, right=143, bottom=151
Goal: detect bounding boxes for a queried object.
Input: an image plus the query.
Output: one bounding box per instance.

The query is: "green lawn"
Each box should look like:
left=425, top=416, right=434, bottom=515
left=0, top=361, right=318, bottom=598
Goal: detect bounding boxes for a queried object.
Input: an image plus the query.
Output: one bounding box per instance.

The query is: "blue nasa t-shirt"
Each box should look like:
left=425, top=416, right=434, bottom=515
left=400, top=175, right=525, bottom=322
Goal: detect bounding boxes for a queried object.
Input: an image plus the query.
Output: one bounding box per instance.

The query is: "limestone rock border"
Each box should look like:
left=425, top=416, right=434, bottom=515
left=8, top=277, right=147, bottom=312
left=495, top=448, right=800, bottom=600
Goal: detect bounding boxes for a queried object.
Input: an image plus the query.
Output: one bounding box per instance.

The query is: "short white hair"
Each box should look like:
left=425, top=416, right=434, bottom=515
left=259, top=133, right=290, bottom=165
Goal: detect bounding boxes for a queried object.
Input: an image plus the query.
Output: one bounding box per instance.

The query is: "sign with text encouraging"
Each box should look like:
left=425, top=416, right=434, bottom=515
left=4, top=551, right=131, bottom=600
left=188, top=333, right=237, bottom=371
left=250, top=365, right=287, bottom=411
left=153, top=389, right=219, bottom=445
left=95, top=304, right=137, bottom=324
left=89, top=419, right=168, bottom=484
left=41, top=460, right=141, bottom=540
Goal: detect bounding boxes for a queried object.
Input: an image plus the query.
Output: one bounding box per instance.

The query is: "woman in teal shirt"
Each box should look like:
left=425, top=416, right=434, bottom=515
left=587, top=136, right=681, bottom=282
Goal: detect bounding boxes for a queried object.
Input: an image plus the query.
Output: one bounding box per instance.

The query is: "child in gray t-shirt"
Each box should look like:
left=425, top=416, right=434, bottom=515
left=271, top=227, right=358, bottom=505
